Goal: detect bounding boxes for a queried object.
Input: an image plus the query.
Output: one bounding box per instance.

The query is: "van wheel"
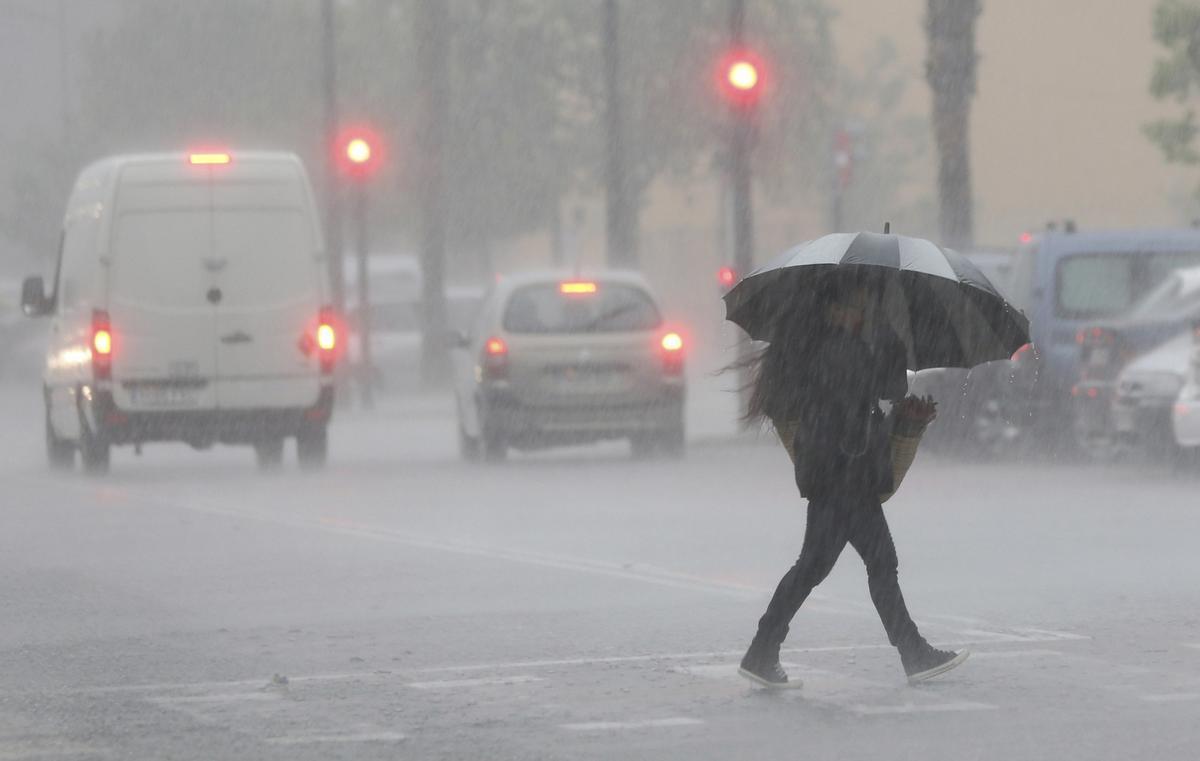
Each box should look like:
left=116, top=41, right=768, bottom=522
left=254, top=439, right=285, bottom=471
left=297, top=424, right=328, bottom=471
left=45, top=408, right=75, bottom=471
left=79, top=427, right=110, bottom=476
left=458, top=423, right=481, bottom=462
left=630, top=434, right=656, bottom=459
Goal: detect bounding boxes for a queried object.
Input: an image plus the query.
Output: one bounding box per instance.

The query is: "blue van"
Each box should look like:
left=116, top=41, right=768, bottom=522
left=1005, top=228, right=1200, bottom=433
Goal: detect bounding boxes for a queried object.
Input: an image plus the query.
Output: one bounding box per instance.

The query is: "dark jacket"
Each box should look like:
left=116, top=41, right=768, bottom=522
left=786, top=325, right=908, bottom=500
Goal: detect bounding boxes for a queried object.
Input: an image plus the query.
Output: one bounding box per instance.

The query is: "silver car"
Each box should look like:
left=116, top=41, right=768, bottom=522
left=451, top=272, right=686, bottom=460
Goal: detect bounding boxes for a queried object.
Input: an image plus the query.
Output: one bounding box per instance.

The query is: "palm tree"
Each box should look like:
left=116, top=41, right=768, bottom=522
left=925, top=0, right=981, bottom=248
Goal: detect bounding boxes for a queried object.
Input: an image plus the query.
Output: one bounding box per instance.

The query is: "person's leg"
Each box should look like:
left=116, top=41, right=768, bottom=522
left=745, top=498, right=851, bottom=664
left=846, top=499, right=923, bottom=655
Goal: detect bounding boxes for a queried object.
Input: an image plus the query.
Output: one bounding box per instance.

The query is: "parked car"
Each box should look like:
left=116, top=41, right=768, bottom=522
left=21, top=151, right=336, bottom=473
left=1073, top=266, right=1200, bottom=456
left=451, top=271, right=686, bottom=461
left=343, top=254, right=484, bottom=394
left=914, top=247, right=1019, bottom=454
left=995, top=228, right=1200, bottom=448
left=1170, top=322, right=1200, bottom=456
left=1111, top=330, right=1193, bottom=459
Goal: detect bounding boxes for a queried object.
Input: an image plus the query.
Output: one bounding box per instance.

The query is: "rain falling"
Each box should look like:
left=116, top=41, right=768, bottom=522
left=1, top=1, right=1200, bottom=758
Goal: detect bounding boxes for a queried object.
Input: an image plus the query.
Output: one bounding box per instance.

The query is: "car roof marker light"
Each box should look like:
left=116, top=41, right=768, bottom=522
left=560, top=281, right=598, bottom=295
left=189, top=152, right=231, bottom=165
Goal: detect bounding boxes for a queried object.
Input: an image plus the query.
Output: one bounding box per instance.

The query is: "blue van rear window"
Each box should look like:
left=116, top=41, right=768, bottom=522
left=1056, top=251, right=1200, bottom=319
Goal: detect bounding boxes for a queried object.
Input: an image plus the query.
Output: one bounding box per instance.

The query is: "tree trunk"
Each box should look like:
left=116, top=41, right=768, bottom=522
left=415, top=0, right=451, bottom=386
left=925, top=0, right=981, bottom=248
left=603, top=0, right=637, bottom=268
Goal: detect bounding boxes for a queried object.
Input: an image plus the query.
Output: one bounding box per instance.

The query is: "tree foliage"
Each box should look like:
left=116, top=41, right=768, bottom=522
left=1146, top=0, right=1200, bottom=168
left=1, top=0, right=922, bottom=276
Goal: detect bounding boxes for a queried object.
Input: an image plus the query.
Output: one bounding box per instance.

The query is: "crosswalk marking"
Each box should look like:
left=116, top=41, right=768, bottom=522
left=851, top=701, right=997, bottom=715
left=563, top=717, right=704, bottom=731
left=407, top=675, right=544, bottom=690
left=1139, top=693, right=1200, bottom=703
left=265, top=732, right=406, bottom=745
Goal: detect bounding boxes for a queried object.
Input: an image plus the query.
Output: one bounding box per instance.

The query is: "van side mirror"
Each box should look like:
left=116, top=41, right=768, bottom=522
left=446, top=329, right=470, bottom=349
left=20, top=276, right=51, bottom=317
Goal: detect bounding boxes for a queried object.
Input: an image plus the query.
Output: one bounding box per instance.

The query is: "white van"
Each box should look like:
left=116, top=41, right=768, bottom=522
left=21, top=151, right=337, bottom=473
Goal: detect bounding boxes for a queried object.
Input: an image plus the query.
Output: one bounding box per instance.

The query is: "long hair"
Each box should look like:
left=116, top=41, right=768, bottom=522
left=742, top=268, right=878, bottom=425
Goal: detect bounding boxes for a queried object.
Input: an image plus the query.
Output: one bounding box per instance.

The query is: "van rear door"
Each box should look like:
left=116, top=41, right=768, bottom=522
left=108, top=209, right=218, bottom=411
left=211, top=206, right=322, bottom=409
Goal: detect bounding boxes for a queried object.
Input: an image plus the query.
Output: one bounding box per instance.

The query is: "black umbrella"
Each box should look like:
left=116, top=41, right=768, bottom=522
left=723, top=231, right=1031, bottom=370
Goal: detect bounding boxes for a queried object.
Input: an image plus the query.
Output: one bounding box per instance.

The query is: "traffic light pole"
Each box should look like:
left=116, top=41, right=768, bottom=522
left=320, top=0, right=345, bottom=313
left=351, top=183, right=374, bottom=410
left=729, top=0, right=756, bottom=420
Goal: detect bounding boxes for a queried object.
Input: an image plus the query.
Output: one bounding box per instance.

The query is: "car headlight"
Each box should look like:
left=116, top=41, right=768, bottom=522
left=1119, top=371, right=1185, bottom=400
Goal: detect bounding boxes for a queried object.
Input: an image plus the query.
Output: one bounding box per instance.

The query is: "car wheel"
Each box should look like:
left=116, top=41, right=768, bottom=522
left=79, top=425, right=110, bottom=476
left=658, top=423, right=686, bottom=459
left=477, top=401, right=507, bottom=462
left=45, top=405, right=75, bottom=472
left=254, top=438, right=285, bottom=471
left=297, top=424, right=328, bottom=471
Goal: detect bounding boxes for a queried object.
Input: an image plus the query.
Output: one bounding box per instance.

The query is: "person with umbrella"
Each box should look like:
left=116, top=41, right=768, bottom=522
left=725, top=230, right=1030, bottom=689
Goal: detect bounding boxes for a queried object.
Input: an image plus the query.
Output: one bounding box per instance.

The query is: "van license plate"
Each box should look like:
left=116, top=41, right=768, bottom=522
left=1089, top=348, right=1111, bottom=367
left=129, top=386, right=199, bottom=407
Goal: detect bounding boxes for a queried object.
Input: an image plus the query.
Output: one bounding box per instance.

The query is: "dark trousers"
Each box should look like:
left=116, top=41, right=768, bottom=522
left=752, top=491, right=923, bottom=656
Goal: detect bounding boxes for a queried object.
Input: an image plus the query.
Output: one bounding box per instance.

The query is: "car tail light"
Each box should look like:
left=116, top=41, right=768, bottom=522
left=317, top=306, right=338, bottom=374
left=660, top=331, right=684, bottom=375
left=92, top=309, right=112, bottom=380
left=482, top=336, right=509, bottom=380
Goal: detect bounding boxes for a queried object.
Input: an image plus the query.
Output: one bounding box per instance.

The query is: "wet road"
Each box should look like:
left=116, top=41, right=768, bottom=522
left=2, top=384, right=1199, bottom=760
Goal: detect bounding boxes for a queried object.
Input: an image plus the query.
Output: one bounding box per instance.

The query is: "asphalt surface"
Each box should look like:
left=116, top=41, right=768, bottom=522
left=2, top=383, right=1200, bottom=760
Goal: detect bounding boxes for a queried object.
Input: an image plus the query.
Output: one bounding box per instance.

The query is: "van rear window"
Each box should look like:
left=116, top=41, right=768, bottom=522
left=503, top=283, right=661, bottom=334
left=1056, top=251, right=1200, bottom=319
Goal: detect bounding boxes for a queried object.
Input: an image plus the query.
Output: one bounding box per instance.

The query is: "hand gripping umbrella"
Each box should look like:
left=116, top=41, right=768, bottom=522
left=723, top=230, right=1031, bottom=370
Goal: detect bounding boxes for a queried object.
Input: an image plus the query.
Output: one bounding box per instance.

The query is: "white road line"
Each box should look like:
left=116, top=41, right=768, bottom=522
left=1139, top=693, right=1200, bottom=703
left=969, top=649, right=1065, bottom=660
left=851, top=701, right=997, bottom=716
left=265, top=732, right=406, bottom=745
left=0, top=742, right=102, bottom=760
left=407, top=675, right=544, bottom=690
left=562, top=717, right=704, bottom=732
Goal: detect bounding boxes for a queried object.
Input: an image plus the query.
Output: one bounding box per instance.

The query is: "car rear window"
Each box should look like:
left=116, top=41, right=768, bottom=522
left=502, top=283, right=661, bottom=334
left=1056, top=251, right=1200, bottom=320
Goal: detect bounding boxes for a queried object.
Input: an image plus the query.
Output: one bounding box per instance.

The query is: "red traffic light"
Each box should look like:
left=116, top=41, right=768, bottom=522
left=717, top=49, right=766, bottom=108
left=718, top=266, right=738, bottom=288
left=345, top=138, right=371, bottom=166
left=335, top=126, right=382, bottom=178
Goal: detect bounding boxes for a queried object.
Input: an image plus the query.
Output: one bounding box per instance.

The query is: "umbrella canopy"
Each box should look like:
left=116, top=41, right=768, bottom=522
left=723, top=232, right=1031, bottom=370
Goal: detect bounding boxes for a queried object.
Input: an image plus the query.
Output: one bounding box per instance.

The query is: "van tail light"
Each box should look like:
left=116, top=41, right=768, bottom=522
left=660, top=331, right=684, bottom=376
left=317, top=306, right=338, bottom=374
left=92, top=309, right=112, bottom=380
left=482, top=336, right=509, bottom=380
